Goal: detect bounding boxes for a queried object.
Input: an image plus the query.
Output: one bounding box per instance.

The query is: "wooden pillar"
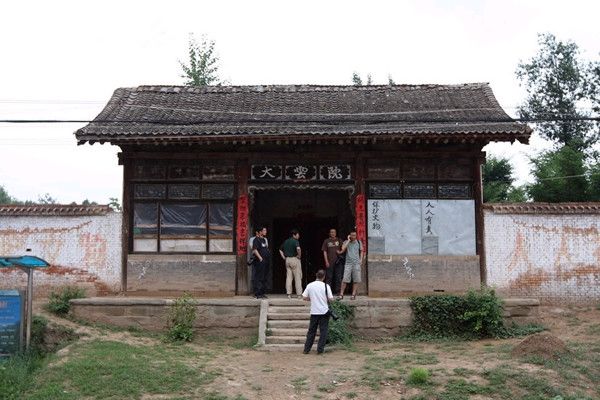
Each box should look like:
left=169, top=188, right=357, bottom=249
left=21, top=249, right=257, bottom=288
left=119, top=153, right=131, bottom=293
left=235, top=160, right=250, bottom=295
left=473, top=153, right=486, bottom=286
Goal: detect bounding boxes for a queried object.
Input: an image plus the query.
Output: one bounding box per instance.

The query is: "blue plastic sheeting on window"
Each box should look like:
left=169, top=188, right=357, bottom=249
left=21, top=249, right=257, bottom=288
left=133, top=203, right=158, bottom=236
left=209, top=203, right=234, bottom=237
left=160, top=203, right=207, bottom=236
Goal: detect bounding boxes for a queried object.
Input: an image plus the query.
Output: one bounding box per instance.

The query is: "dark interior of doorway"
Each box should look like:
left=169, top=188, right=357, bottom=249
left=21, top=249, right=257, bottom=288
left=252, top=189, right=353, bottom=294
left=273, top=217, right=337, bottom=293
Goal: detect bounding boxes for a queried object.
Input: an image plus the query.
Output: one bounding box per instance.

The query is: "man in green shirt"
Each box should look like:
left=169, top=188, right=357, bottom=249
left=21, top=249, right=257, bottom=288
left=279, top=229, right=303, bottom=299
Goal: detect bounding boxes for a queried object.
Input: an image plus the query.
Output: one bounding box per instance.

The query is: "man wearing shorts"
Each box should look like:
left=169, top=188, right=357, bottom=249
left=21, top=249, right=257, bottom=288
left=337, top=230, right=364, bottom=300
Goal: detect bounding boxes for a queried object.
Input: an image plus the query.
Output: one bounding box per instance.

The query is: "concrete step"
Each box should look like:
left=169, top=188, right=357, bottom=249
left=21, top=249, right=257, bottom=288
left=265, top=336, right=306, bottom=345
left=259, top=343, right=305, bottom=352
left=268, top=313, right=310, bottom=320
left=268, top=299, right=306, bottom=306
left=268, top=320, right=309, bottom=329
left=268, top=306, right=310, bottom=313
left=269, top=328, right=316, bottom=337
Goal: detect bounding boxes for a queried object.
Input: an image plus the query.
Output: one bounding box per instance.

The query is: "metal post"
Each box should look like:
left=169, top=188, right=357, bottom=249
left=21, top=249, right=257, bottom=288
left=26, top=269, right=33, bottom=351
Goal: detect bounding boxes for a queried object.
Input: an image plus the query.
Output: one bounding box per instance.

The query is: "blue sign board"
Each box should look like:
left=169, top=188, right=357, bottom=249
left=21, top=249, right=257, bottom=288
left=0, top=290, right=22, bottom=356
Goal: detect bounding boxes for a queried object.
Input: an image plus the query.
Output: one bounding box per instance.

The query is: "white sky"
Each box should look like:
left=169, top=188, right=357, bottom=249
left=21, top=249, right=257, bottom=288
left=1, top=0, right=599, bottom=204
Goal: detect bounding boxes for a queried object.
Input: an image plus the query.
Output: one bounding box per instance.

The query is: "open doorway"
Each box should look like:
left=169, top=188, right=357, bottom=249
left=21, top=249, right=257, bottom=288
left=252, top=189, right=353, bottom=294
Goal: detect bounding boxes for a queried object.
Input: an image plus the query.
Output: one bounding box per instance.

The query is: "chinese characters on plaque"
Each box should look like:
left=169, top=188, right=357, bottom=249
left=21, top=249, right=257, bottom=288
left=251, top=164, right=352, bottom=181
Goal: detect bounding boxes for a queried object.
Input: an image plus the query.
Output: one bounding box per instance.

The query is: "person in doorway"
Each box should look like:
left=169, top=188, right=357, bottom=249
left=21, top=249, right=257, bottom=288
left=302, top=269, right=334, bottom=354
left=321, top=228, right=342, bottom=293
left=337, top=230, right=364, bottom=300
left=279, top=228, right=303, bottom=299
left=252, top=226, right=270, bottom=299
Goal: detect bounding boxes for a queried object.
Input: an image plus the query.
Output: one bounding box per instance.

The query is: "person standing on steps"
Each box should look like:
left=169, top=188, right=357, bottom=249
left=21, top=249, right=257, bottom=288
left=321, top=228, right=342, bottom=293
left=302, top=269, right=334, bottom=354
left=279, top=228, right=303, bottom=299
left=251, top=226, right=270, bottom=299
left=337, top=230, right=364, bottom=300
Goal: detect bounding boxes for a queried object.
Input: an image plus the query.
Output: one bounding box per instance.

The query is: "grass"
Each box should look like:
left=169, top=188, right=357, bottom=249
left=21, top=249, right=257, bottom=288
left=291, top=376, right=309, bottom=393
left=22, top=340, right=220, bottom=399
left=407, top=367, right=430, bottom=385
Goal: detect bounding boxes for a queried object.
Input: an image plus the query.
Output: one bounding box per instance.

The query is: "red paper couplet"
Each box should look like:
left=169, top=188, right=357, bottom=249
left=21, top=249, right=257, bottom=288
left=355, top=194, right=367, bottom=251
left=236, top=194, right=249, bottom=255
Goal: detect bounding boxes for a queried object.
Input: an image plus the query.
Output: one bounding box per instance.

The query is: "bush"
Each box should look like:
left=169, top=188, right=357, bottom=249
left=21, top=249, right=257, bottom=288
left=409, top=288, right=506, bottom=339
left=327, top=301, right=355, bottom=346
left=407, top=367, right=430, bottom=385
left=165, top=293, right=197, bottom=342
left=46, top=286, right=86, bottom=315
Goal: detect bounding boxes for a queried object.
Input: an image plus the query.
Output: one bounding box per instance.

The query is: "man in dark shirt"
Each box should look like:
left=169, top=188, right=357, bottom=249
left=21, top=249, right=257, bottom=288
left=321, top=228, right=342, bottom=293
left=252, top=226, right=270, bottom=299
left=279, top=229, right=303, bottom=299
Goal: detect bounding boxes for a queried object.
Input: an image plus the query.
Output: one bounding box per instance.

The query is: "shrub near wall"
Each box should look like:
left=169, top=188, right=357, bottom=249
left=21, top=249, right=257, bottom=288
left=409, top=288, right=506, bottom=339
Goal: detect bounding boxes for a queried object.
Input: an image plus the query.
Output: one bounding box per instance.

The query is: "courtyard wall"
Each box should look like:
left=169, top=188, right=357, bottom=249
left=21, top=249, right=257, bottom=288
left=484, top=203, right=600, bottom=304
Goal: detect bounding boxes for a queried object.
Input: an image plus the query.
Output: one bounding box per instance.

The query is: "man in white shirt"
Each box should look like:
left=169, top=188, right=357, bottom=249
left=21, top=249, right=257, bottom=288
left=302, top=269, right=334, bottom=354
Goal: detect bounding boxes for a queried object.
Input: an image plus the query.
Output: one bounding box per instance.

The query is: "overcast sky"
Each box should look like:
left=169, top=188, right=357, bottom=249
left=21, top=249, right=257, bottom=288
left=1, top=0, right=599, bottom=204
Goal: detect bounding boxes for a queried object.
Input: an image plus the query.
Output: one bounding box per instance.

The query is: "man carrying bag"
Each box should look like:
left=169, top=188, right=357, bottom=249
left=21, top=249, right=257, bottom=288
left=302, top=269, right=334, bottom=354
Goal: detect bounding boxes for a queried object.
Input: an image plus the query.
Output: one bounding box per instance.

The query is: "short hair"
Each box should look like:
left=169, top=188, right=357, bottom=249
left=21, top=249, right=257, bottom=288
left=291, top=228, right=299, bottom=236
left=255, top=226, right=266, bottom=233
left=350, top=229, right=357, bottom=234
left=316, top=269, right=326, bottom=280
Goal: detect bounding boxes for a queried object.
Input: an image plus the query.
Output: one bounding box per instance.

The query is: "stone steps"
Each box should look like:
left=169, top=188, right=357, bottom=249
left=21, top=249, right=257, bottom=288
left=265, top=335, right=307, bottom=345
left=269, top=328, right=315, bottom=337
left=268, top=312, right=310, bottom=320
left=268, top=320, right=309, bottom=329
left=261, top=300, right=312, bottom=351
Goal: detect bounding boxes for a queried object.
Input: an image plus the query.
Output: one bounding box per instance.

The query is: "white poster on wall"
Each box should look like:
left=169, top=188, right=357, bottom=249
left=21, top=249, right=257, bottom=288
left=367, top=199, right=476, bottom=256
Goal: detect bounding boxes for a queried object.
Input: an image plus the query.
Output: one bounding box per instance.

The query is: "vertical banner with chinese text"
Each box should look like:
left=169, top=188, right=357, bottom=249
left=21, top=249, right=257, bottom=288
left=355, top=194, right=367, bottom=251
left=236, top=194, right=249, bottom=255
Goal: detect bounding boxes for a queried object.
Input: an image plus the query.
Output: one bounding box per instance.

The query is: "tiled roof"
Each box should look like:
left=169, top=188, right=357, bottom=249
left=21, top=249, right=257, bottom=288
left=75, top=83, right=531, bottom=145
left=484, top=202, right=600, bottom=214
left=0, top=204, right=113, bottom=216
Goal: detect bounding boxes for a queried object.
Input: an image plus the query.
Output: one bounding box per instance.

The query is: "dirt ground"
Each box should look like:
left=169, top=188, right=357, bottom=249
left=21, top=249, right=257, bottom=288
left=37, top=304, right=600, bottom=400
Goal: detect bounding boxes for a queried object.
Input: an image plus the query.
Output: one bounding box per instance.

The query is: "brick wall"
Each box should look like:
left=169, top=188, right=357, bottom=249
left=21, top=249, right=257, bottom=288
left=484, top=204, right=600, bottom=304
left=0, top=209, right=122, bottom=297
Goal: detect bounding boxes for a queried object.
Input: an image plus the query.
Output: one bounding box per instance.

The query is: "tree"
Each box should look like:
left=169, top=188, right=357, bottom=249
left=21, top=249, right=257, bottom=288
left=527, top=145, right=589, bottom=202
left=180, top=35, right=221, bottom=86
left=108, top=197, right=122, bottom=211
left=352, top=72, right=372, bottom=86
left=516, top=33, right=598, bottom=152
left=0, top=185, right=15, bottom=204
left=482, top=156, right=526, bottom=202
left=37, top=193, right=58, bottom=204
left=587, top=159, right=600, bottom=201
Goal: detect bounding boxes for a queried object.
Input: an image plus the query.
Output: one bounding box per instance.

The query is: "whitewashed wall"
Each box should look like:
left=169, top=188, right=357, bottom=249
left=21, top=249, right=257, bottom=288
left=0, top=212, right=122, bottom=296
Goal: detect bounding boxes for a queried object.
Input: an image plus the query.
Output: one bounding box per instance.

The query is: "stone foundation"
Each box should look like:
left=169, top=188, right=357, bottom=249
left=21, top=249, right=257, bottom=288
left=70, top=296, right=539, bottom=338
left=368, top=255, right=481, bottom=297
left=126, top=254, right=236, bottom=296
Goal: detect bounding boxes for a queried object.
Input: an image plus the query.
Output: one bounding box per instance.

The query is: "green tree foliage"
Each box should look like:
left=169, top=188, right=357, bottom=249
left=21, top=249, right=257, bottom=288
left=180, top=35, right=221, bottom=87
left=482, top=156, right=526, bottom=202
left=527, top=145, right=589, bottom=202
left=516, top=33, right=598, bottom=152
left=588, top=160, right=600, bottom=201
left=351, top=72, right=373, bottom=86
left=0, top=185, right=15, bottom=203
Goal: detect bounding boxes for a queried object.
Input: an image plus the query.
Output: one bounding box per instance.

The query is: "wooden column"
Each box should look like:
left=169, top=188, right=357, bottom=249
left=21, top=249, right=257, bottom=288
left=119, top=153, right=131, bottom=293
left=473, top=153, right=486, bottom=286
left=235, top=160, right=250, bottom=295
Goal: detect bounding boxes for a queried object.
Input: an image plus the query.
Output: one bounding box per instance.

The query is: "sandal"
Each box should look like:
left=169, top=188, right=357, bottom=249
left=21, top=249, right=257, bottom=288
left=336, top=295, right=344, bottom=301
left=351, top=295, right=356, bottom=300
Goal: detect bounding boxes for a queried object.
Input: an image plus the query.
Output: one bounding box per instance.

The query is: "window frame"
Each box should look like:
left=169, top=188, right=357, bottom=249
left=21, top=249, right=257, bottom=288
left=129, top=161, right=236, bottom=255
